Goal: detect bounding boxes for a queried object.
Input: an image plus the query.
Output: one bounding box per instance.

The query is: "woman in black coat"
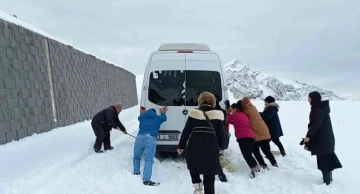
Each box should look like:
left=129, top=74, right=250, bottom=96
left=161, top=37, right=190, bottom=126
left=304, top=91, right=342, bottom=185
left=177, top=91, right=225, bottom=194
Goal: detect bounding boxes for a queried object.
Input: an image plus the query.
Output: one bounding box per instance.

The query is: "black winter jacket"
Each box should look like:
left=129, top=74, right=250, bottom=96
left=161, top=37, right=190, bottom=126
left=306, top=100, right=335, bottom=155
left=178, top=105, right=225, bottom=175
left=260, top=103, right=284, bottom=139
left=92, top=106, right=126, bottom=132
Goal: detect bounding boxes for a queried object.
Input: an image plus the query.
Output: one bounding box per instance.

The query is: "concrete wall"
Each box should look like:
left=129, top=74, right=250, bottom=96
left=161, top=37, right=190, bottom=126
left=0, top=18, right=138, bottom=145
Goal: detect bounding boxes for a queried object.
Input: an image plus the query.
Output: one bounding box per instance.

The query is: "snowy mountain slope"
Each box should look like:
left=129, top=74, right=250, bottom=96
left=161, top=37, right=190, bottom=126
left=225, top=59, right=343, bottom=101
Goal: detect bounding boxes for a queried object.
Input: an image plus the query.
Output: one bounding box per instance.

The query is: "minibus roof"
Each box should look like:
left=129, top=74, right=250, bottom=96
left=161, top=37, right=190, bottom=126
left=158, top=43, right=211, bottom=52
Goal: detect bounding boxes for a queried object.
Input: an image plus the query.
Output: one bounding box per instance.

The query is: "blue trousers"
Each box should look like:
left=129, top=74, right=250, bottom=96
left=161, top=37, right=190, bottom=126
left=133, top=134, right=157, bottom=181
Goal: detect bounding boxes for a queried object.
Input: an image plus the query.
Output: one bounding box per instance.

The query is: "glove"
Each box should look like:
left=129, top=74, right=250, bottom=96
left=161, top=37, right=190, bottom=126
left=299, top=138, right=305, bottom=145
left=300, top=138, right=311, bottom=152
left=224, top=100, right=230, bottom=109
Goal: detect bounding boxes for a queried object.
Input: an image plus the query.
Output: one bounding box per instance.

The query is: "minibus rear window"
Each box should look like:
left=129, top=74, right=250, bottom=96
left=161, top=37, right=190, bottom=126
left=148, top=70, right=186, bottom=106
left=185, top=70, right=222, bottom=106
left=148, top=70, right=222, bottom=106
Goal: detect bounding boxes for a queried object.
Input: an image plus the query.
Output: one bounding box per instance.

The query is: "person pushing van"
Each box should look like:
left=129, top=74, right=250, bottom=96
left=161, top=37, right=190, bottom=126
left=133, top=106, right=168, bottom=186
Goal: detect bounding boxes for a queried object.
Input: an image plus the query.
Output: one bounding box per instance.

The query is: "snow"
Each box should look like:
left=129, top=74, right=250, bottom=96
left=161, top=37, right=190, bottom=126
left=136, top=75, right=144, bottom=100
left=0, top=9, right=127, bottom=70
left=1, top=75, right=359, bottom=194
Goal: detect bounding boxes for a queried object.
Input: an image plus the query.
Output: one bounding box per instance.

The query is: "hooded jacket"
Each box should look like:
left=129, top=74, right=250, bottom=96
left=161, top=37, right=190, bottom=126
left=306, top=100, right=335, bottom=155
left=260, top=102, right=284, bottom=139
left=138, top=109, right=167, bottom=137
left=241, top=97, right=271, bottom=141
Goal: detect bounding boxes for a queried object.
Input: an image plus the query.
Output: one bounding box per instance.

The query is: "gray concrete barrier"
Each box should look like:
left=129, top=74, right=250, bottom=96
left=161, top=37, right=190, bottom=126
left=0, top=18, right=138, bottom=145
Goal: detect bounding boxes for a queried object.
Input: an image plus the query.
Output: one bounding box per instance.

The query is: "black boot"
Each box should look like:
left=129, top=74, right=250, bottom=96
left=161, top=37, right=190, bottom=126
left=330, top=171, right=333, bottom=182
left=261, top=164, right=269, bottom=171
left=104, top=146, right=114, bottom=151
left=219, top=172, right=227, bottom=182
left=94, top=148, right=103, bottom=153
left=280, top=149, right=286, bottom=157
left=278, top=145, right=286, bottom=157
left=322, top=171, right=331, bottom=185
left=143, top=181, right=160, bottom=186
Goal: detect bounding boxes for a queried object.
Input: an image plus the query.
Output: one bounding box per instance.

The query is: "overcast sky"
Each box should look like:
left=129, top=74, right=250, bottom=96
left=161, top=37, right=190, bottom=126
left=1, top=0, right=359, bottom=99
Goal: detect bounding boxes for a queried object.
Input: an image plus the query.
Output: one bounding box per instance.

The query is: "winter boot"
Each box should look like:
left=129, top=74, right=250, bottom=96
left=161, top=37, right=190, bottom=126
left=104, top=146, right=114, bottom=151
left=254, top=165, right=261, bottom=172
left=249, top=171, right=256, bottom=179
left=193, top=183, right=203, bottom=194
left=272, top=162, right=279, bottom=168
left=323, top=171, right=333, bottom=183
left=322, top=171, right=331, bottom=185
left=143, top=180, right=160, bottom=186
left=94, top=149, right=103, bottom=153
left=261, top=165, right=269, bottom=171
left=330, top=171, right=333, bottom=181
left=218, top=172, right=227, bottom=182
left=250, top=166, right=261, bottom=178
left=280, top=150, right=286, bottom=157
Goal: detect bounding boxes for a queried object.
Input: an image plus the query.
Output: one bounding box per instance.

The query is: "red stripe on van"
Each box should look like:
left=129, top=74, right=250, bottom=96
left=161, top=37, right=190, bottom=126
left=177, top=50, right=193, bottom=53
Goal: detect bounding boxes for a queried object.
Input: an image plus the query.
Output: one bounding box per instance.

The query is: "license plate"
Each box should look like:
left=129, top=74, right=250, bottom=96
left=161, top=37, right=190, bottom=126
left=157, top=134, right=179, bottom=141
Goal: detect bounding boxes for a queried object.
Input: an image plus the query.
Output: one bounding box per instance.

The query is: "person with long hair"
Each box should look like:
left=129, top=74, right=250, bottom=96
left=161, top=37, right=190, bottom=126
left=305, top=91, right=342, bottom=185
left=241, top=97, right=278, bottom=169
left=227, top=100, right=260, bottom=178
left=177, top=91, right=226, bottom=194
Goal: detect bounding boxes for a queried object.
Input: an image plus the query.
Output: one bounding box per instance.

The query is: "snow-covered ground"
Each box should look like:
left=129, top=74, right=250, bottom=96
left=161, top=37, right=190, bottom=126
left=1, top=78, right=359, bottom=194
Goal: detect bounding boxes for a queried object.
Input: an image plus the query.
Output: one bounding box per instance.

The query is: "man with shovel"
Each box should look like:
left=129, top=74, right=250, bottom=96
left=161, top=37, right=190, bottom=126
left=91, top=104, right=128, bottom=153
left=132, top=106, right=168, bottom=186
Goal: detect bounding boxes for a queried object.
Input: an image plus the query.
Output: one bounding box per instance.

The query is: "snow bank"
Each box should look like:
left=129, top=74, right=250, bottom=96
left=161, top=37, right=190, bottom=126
left=1, top=100, right=359, bottom=194
left=0, top=9, right=127, bottom=70
left=0, top=75, right=359, bottom=193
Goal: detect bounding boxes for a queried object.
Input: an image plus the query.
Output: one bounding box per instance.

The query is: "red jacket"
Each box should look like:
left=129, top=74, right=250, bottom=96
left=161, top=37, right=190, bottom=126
left=227, top=112, right=255, bottom=139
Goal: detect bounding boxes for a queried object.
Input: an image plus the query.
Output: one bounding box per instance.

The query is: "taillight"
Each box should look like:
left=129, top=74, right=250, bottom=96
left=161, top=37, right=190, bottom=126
left=177, top=50, right=193, bottom=53
left=140, top=106, right=146, bottom=112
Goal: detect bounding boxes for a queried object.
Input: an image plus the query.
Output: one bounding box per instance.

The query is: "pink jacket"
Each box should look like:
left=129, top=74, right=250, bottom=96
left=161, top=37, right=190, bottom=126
left=227, top=112, right=255, bottom=139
